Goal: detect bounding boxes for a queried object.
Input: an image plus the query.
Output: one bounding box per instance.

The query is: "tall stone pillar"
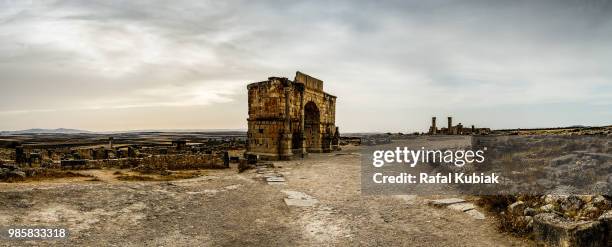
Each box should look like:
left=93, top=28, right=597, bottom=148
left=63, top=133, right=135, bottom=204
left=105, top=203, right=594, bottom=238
left=431, top=117, right=437, bottom=134
left=299, top=87, right=307, bottom=157
left=280, top=87, right=293, bottom=160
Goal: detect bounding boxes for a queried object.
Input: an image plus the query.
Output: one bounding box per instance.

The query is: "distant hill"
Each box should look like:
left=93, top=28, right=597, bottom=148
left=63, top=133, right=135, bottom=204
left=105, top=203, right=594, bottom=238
left=102, top=129, right=247, bottom=133
left=0, top=128, right=248, bottom=135
left=0, top=128, right=92, bottom=134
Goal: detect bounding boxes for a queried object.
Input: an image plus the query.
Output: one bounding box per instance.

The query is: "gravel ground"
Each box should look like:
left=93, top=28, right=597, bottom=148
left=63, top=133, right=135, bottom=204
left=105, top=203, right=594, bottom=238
left=0, top=140, right=533, bottom=246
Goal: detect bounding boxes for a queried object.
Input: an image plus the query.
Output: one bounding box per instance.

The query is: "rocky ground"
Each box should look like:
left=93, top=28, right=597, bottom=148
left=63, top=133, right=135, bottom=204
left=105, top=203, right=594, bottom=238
left=0, top=143, right=532, bottom=246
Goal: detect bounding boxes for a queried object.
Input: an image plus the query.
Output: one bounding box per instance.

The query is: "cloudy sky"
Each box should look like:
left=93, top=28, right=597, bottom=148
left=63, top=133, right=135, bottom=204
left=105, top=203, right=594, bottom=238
left=0, top=0, right=611, bottom=132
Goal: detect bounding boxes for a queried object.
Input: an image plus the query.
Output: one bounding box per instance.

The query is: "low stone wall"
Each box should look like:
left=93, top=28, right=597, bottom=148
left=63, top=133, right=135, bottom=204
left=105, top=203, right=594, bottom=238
left=54, top=153, right=228, bottom=170
left=136, top=154, right=227, bottom=171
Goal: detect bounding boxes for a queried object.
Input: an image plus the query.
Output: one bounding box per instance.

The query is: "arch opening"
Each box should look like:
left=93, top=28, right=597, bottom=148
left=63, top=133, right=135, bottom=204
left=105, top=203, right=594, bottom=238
left=304, top=101, right=321, bottom=152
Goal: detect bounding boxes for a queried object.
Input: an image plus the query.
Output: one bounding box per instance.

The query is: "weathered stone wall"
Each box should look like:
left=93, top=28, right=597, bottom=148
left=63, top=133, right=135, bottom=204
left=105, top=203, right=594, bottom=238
left=247, top=71, right=337, bottom=160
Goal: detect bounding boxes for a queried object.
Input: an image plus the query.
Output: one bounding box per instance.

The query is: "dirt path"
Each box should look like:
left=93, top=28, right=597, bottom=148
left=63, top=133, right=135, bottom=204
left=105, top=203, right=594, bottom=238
left=0, top=145, right=532, bottom=246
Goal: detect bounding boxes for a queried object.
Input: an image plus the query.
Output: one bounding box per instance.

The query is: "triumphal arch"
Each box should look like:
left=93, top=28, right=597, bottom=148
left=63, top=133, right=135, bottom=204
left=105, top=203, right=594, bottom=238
left=246, top=71, right=339, bottom=160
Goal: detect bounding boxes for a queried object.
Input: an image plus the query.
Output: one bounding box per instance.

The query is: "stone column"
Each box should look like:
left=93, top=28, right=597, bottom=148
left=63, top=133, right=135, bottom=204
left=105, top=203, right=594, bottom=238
left=431, top=117, right=437, bottom=134
left=299, top=88, right=307, bottom=157
left=280, top=86, right=293, bottom=160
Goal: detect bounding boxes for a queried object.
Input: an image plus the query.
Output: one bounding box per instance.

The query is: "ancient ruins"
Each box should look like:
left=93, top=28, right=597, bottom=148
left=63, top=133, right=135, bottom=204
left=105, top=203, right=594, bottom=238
left=428, top=116, right=490, bottom=135
left=246, top=71, right=339, bottom=160
left=0, top=132, right=245, bottom=175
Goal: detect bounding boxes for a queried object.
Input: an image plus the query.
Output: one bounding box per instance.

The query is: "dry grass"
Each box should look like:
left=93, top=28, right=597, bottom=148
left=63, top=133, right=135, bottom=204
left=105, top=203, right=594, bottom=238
left=477, top=195, right=540, bottom=236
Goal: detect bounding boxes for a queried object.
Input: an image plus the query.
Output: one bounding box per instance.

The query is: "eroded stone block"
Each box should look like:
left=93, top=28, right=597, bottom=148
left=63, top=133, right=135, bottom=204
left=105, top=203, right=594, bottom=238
left=533, top=213, right=607, bottom=247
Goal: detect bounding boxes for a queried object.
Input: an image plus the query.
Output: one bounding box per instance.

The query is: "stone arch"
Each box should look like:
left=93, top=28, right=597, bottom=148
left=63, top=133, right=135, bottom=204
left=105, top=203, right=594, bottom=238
left=304, top=101, right=321, bottom=152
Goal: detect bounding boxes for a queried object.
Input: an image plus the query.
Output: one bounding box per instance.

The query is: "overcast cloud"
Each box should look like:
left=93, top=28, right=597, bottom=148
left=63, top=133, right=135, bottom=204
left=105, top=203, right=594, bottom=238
left=0, top=0, right=611, bottom=132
